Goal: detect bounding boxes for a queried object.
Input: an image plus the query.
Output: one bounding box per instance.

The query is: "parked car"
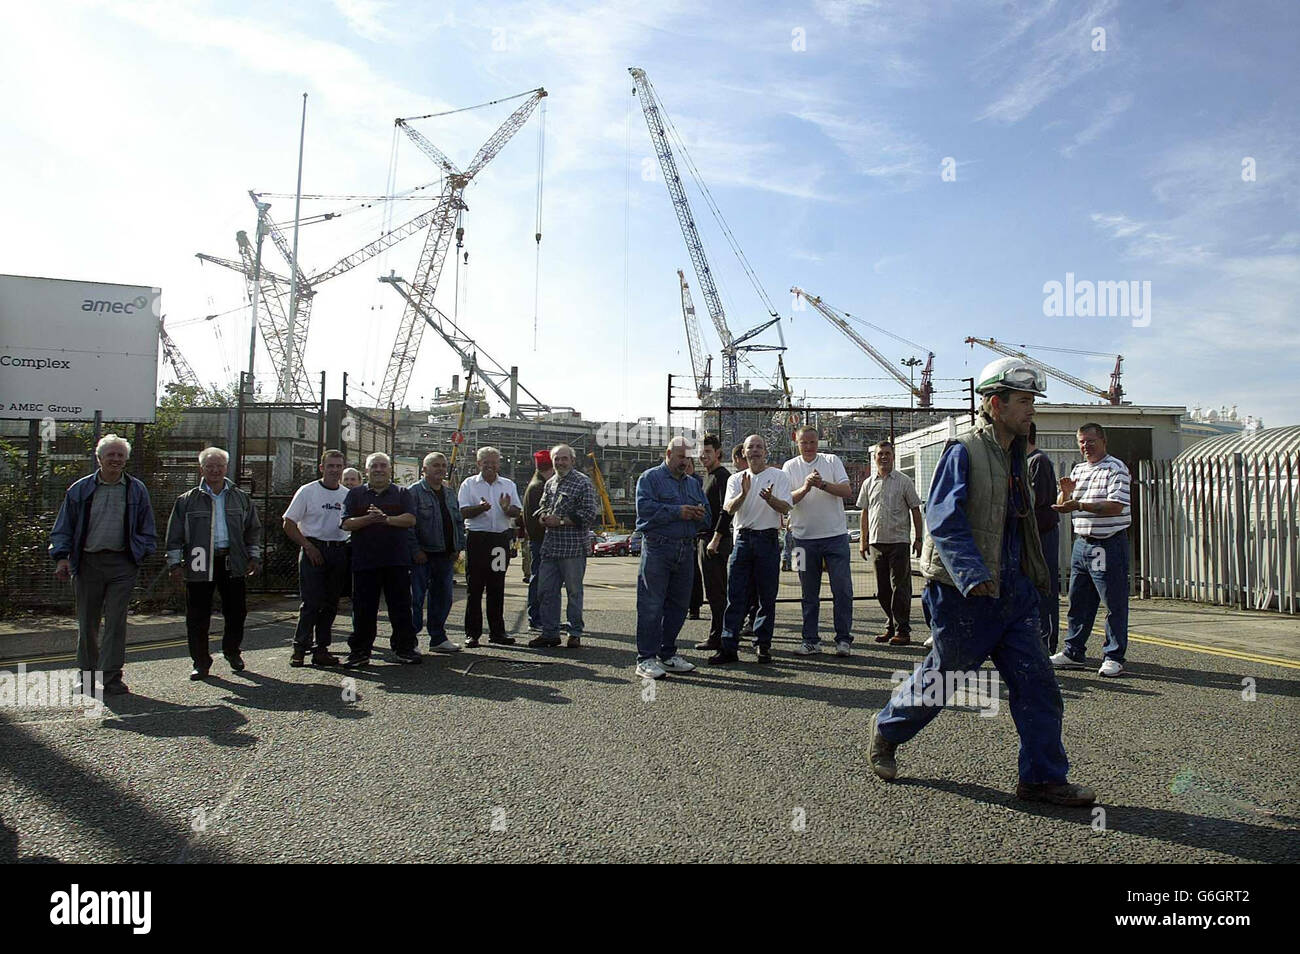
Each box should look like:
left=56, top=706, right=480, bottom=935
left=629, top=531, right=643, bottom=556
left=593, top=533, right=631, bottom=557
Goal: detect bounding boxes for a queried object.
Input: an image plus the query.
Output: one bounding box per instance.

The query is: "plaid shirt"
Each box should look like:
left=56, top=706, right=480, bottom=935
left=539, top=468, right=599, bottom=558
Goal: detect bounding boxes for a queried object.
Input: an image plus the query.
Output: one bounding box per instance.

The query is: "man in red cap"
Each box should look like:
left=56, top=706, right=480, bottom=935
left=522, top=449, right=554, bottom=631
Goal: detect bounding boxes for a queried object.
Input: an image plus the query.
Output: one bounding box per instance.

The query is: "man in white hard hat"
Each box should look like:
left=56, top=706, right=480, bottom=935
left=867, top=357, right=1095, bottom=807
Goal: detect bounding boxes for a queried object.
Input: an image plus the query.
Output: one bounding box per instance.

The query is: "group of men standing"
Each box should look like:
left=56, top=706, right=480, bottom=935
left=49, top=371, right=1133, bottom=809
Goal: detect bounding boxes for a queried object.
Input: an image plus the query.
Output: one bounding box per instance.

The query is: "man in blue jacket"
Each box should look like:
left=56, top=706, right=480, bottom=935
left=867, top=358, right=1095, bottom=807
left=633, top=438, right=711, bottom=679
left=50, top=433, right=157, bottom=695
left=409, top=451, right=466, bottom=654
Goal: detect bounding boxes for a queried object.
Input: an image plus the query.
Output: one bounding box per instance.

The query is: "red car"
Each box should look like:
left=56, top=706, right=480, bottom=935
left=593, top=534, right=631, bottom=557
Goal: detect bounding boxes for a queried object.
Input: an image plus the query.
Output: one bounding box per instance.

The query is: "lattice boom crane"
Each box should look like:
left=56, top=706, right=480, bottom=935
left=964, top=336, right=1123, bottom=404
left=791, top=287, right=934, bottom=408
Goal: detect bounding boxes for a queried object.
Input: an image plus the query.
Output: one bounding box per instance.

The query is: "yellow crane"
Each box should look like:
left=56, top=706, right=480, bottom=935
left=587, top=452, right=621, bottom=532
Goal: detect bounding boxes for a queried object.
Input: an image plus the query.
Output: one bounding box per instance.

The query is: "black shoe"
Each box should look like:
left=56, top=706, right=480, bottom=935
left=189, top=667, right=210, bottom=681
left=465, top=637, right=481, bottom=648
left=707, top=648, right=739, bottom=665
left=103, top=681, right=130, bottom=696
left=342, top=654, right=371, bottom=669
left=695, top=638, right=721, bottom=650
left=224, top=652, right=245, bottom=672
left=488, top=634, right=516, bottom=645
left=392, top=650, right=423, bottom=665
left=528, top=636, right=561, bottom=648
left=312, top=650, right=341, bottom=667
left=290, top=650, right=307, bottom=667
left=755, top=644, right=773, bottom=664
left=740, top=623, right=755, bottom=638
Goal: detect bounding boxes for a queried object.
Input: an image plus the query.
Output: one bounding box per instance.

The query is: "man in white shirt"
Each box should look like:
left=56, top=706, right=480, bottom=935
left=783, top=427, right=855, bottom=656
left=857, top=440, right=924, bottom=645
left=282, top=449, right=351, bottom=667
left=1050, top=423, right=1132, bottom=677
left=457, top=446, right=523, bottom=647
left=710, top=434, right=793, bottom=666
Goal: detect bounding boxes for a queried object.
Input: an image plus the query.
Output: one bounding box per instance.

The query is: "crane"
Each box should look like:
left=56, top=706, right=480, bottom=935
left=678, top=269, right=711, bottom=398
left=587, top=452, right=620, bottom=532
left=790, top=287, right=934, bottom=408
left=196, top=180, right=458, bottom=402
left=378, top=272, right=550, bottom=417
left=964, top=337, right=1124, bottom=404
left=377, top=88, right=547, bottom=409
left=158, top=316, right=205, bottom=395
left=629, top=67, right=785, bottom=394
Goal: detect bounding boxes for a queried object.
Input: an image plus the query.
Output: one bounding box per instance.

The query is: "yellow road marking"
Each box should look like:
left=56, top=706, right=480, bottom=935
left=1128, top=631, right=1300, bottom=670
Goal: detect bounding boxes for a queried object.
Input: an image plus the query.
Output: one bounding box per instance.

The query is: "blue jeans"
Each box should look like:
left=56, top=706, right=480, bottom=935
left=527, top=539, right=543, bottom=628
left=878, top=575, right=1070, bottom=785
left=635, top=533, right=696, bottom=661
left=792, top=533, right=854, bottom=645
left=722, top=529, right=780, bottom=650
left=410, top=551, right=455, bottom=642
left=1039, top=526, right=1060, bottom=653
left=539, top=554, right=586, bottom=639
left=1064, top=533, right=1129, bottom=663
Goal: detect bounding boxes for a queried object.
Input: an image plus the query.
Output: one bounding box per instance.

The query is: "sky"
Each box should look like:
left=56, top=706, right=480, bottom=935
left=2, top=0, right=1297, bottom=427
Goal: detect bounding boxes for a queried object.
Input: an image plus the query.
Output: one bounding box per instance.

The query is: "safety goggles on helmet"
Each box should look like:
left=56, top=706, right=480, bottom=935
left=975, top=358, right=1048, bottom=397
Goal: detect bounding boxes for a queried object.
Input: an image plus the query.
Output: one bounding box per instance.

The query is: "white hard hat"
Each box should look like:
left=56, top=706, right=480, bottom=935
left=975, top=356, right=1047, bottom=397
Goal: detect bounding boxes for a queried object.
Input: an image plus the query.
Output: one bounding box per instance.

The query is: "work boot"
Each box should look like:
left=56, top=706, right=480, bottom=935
left=312, top=649, right=341, bottom=667
left=290, top=649, right=307, bottom=668
left=869, top=715, right=898, bottom=781
left=707, top=648, right=739, bottom=666
left=1015, top=781, right=1096, bottom=807
left=695, top=637, right=721, bottom=651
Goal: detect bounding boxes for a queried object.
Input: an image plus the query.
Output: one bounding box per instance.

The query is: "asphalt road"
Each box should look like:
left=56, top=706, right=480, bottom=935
left=3, top=560, right=1297, bottom=863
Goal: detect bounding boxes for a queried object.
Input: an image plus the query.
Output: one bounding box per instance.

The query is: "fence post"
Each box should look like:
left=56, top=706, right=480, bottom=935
left=1232, top=452, right=1248, bottom=611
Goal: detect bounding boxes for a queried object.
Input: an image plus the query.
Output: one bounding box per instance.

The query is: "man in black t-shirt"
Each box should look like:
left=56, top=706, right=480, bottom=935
left=341, top=453, right=419, bottom=668
left=694, top=435, right=733, bottom=650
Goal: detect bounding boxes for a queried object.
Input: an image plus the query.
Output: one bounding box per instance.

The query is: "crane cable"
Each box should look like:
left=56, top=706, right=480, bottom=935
left=651, top=82, right=780, bottom=320
left=398, top=87, right=543, bottom=123
left=532, top=96, right=546, bottom=350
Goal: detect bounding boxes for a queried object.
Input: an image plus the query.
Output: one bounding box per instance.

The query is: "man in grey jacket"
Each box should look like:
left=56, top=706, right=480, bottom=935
left=166, top=447, right=262, bottom=680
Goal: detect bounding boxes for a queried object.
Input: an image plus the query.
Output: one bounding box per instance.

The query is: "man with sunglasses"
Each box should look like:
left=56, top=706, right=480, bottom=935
left=866, top=358, right=1095, bottom=807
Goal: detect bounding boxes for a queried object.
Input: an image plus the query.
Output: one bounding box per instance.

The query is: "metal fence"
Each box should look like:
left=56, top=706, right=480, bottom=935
left=1138, top=452, right=1298, bottom=613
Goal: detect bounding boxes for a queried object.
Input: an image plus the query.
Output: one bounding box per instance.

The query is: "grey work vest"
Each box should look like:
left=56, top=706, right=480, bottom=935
left=920, top=422, right=1050, bottom=598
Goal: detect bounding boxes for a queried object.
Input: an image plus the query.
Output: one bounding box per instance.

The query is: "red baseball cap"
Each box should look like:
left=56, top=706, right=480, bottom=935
left=534, top=450, right=552, bottom=467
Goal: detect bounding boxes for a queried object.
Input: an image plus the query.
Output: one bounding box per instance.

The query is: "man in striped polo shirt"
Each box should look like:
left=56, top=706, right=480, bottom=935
left=1050, top=423, right=1131, bottom=677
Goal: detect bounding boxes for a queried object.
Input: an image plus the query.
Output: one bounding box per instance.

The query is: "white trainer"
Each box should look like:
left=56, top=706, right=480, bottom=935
left=660, top=655, right=696, bottom=673
left=834, top=641, right=852, bottom=657
left=1050, top=651, right=1086, bottom=670
left=1098, top=659, right=1124, bottom=677
left=430, top=639, right=462, bottom=654
left=923, top=636, right=934, bottom=649
left=794, top=643, right=820, bottom=655
left=635, top=658, right=667, bottom=679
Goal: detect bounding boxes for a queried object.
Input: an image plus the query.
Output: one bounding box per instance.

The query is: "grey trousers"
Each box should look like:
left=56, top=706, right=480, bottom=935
left=74, top=551, right=139, bottom=685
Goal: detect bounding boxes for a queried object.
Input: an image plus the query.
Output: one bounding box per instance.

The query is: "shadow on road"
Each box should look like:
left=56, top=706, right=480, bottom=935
left=897, top=777, right=1300, bottom=863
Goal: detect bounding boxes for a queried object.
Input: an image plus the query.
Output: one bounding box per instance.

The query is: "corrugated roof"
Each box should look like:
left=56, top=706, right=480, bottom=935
left=1176, top=425, right=1300, bottom=463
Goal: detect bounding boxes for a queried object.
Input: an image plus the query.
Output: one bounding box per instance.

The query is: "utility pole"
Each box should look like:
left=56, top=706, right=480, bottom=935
left=902, top=356, right=922, bottom=432
left=246, top=203, right=270, bottom=387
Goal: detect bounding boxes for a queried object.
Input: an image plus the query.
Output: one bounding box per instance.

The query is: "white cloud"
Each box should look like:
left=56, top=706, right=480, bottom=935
left=333, top=0, right=398, bottom=42
left=1061, top=91, right=1133, bottom=157
left=977, top=0, right=1118, bottom=124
